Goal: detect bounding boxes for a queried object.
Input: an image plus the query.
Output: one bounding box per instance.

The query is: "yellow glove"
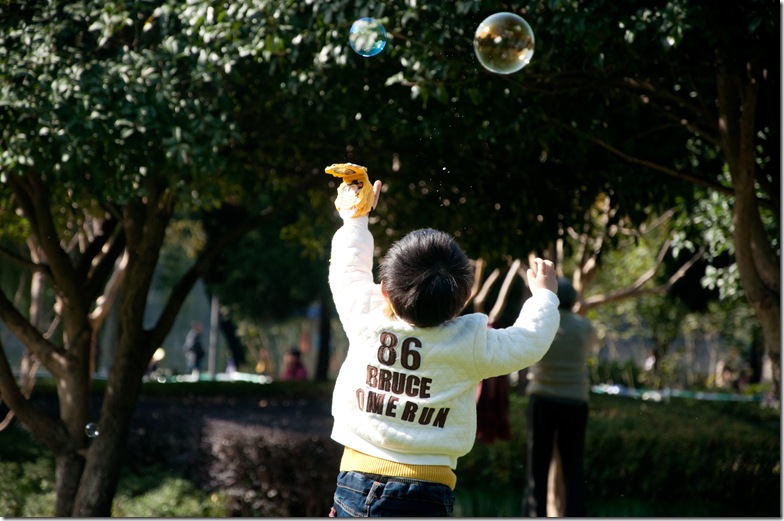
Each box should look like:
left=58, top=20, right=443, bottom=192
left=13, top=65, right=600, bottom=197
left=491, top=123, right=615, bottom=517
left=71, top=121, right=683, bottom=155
left=325, top=162, right=375, bottom=218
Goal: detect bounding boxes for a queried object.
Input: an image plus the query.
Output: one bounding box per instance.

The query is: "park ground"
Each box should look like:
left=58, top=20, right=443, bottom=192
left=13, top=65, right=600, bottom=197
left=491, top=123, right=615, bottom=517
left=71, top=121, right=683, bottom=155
left=9, top=378, right=780, bottom=517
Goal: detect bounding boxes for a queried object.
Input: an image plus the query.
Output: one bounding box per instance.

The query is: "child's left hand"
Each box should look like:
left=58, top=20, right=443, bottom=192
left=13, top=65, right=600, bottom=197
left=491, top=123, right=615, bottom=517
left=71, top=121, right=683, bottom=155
left=527, top=258, right=558, bottom=294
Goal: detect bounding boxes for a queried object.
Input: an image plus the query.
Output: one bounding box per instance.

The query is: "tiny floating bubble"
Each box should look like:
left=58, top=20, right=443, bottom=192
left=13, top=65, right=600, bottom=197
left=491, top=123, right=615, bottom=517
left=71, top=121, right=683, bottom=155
left=85, top=422, right=100, bottom=438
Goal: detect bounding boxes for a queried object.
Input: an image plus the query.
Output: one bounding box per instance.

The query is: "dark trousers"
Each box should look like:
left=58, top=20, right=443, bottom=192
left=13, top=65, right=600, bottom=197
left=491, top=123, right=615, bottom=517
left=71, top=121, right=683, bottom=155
left=525, top=394, right=588, bottom=517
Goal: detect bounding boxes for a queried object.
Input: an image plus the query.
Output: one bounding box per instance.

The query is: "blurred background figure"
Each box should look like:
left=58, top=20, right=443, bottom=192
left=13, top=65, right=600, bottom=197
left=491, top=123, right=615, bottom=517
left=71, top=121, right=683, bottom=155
left=715, top=346, right=751, bottom=391
left=255, top=347, right=275, bottom=377
left=147, top=347, right=166, bottom=374
left=183, top=321, right=205, bottom=375
left=281, top=347, right=308, bottom=381
left=475, top=321, right=513, bottom=444
left=524, top=277, right=597, bottom=517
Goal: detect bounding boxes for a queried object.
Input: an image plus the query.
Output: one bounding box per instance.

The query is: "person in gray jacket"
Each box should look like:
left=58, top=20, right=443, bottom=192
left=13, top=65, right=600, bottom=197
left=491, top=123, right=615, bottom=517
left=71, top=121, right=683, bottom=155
left=524, top=277, right=598, bottom=517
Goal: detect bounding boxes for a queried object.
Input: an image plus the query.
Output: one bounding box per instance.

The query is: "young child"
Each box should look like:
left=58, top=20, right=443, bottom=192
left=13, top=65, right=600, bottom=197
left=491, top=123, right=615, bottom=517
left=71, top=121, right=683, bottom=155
left=325, top=163, right=560, bottom=517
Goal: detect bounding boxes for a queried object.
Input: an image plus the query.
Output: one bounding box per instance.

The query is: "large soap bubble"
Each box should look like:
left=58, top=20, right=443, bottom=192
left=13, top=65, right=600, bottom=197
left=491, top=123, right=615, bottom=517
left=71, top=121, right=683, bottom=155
left=349, top=17, right=387, bottom=57
left=473, top=12, right=535, bottom=74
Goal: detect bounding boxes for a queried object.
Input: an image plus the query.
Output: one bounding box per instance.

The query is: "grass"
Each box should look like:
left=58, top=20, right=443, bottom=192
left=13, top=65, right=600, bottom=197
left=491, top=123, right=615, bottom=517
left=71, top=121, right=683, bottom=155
left=455, top=392, right=780, bottom=517
left=112, top=466, right=228, bottom=517
left=0, top=453, right=230, bottom=517
left=453, top=489, right=732, bottom=517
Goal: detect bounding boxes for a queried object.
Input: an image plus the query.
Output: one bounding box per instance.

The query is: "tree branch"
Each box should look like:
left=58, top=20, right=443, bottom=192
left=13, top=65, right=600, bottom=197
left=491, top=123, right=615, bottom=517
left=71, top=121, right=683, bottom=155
left=88, top=250, right=129, bottom=325
left=740, top=67, right=780, bottom=293
left=580, top=238, right=672, bottom=310
left=82, top=228, right=127, bottom=305
left=147, top=174, right=319, bottom=352
left=554, top=121, right=735, bottom=196
left=467, top=259, right=484, bottom=303
left=579, top=245, right=705, bottom=313
left=618, top=77, right=710, bottom=119
left=10, top=173, right=88, bottom=316
left=75, top=213, right=120, bottom=284
left=0, top=336, right=68, bottom=452
left=472, top=268, right=501, bottom=314
left=0, top=243, right=52, bottom=278
left=614, top=76, right=720, bottom=147
left=488, top=259, right=522, bottom=325
left=0, top=285, right=66, bottom=377
left=117, top=183, right=176, bottom=366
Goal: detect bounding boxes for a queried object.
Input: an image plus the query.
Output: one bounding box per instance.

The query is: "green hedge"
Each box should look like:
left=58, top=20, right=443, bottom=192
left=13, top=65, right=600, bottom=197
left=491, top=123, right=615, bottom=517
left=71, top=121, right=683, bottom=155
left=455, top=393, right=780, bottom=516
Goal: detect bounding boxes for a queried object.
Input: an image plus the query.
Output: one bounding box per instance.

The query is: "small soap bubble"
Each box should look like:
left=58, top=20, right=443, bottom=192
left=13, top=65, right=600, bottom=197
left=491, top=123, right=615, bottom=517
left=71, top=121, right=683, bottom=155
left=473, top=12, right=535, bottom=74
left=349, top=17, right=387, bottom=57
left=85, top=422, right=100, bottom=438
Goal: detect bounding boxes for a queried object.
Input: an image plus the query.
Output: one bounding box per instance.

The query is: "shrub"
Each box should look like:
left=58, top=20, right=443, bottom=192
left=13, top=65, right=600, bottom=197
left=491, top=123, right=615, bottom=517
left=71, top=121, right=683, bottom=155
left=455, top=394, right=780, bottom=517
left=0, top=429, right=229, bottom=517
left=112, top=467, right=229, bottom=517
left=0, top=457, right=56, bottom=516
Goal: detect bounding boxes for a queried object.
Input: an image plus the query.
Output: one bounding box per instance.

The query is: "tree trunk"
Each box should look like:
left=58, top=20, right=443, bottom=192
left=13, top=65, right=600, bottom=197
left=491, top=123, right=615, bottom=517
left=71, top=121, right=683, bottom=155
left=749, top=325, right=765, bottom=384
left=71, top=194, right=170, bottom=516
left=72, top=335, right=146, bottom=516
left=752, top=305, right=781, bottom=393
left=54, top=452, right=86, bottom=516
left=47, top=320, right=92, bottom=515
left=316, top=293, right=332, bottom=381
left=729, top=148, right=782, bottom=396
left=716, top=54, right=781, bottom=396
left=72, top=380, right=143, bottom=516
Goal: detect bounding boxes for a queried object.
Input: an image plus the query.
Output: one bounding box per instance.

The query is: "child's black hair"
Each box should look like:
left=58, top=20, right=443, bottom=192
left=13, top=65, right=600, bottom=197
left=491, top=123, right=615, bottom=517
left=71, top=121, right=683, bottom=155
left=379, top=228, right=474, bottom=327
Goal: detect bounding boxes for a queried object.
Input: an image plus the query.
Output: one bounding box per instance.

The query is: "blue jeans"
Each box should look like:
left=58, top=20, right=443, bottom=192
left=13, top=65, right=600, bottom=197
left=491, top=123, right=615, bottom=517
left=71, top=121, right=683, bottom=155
left=331, top=471, right=455, bottom=517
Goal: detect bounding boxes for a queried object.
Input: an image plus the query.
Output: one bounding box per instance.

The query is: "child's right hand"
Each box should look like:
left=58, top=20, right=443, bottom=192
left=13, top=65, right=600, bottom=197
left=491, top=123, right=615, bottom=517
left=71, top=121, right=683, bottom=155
left=325, top=162, right=377, bottom=218
left=527, top=258, right=558, bottom=294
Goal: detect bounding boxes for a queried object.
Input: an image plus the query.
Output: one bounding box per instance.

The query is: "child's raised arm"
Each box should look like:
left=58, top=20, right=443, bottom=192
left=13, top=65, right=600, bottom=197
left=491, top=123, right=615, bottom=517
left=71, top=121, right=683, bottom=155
left=325, top=162, right=385, bottom=334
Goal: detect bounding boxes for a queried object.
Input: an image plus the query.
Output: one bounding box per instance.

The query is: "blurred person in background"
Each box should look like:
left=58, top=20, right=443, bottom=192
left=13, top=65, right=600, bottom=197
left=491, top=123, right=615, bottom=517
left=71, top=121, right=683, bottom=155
left=281, top=347, right=308, bottom=381
left=524, top=277, right=597, bottom=517
left=183, top=321, right=205, bottom=375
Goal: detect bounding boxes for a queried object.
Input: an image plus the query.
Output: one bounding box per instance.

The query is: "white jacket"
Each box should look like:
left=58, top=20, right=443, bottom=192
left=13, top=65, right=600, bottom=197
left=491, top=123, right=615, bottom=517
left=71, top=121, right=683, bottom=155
left=329, top=216, right=560, bottom=468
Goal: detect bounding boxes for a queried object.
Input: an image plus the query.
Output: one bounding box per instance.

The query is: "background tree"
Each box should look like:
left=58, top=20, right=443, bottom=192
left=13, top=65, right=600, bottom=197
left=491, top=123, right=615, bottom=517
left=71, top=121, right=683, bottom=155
left=0, top=1, right=323, bottom=515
